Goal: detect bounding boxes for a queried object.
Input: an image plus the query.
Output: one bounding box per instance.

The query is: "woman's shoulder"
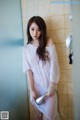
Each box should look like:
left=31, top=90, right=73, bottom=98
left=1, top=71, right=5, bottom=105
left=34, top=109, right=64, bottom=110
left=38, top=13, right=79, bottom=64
left=24, top=43, right=31, bottom=49
left=23, top=44, right=31, bottom=53
left=23, top=44, right=32, bottom=56
left=46, top=38, right=55, bottom=47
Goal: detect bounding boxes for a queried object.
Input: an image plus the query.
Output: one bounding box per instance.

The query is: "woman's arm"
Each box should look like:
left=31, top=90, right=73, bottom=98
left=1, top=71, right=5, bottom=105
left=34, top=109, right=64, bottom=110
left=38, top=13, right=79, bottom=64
left=47, top=38, right=60, bottom=96
left=26, top=70, right=37, bottom=100
left=23, top=47, right=37, bottom=100
left=47, top=81, right=57, bottom=96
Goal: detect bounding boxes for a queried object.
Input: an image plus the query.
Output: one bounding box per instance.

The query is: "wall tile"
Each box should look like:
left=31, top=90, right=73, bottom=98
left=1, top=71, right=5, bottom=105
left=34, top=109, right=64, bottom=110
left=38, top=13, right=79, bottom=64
left=64, top=15, right=72, bottom=29
left=67, top=70, right=73, bottom=82
left=68, top=82, right=74, bottom=94
left=64, top=4, right=71, bottom=15
left=58, top=57, right=67, bottom=69
left=38, top=0, right=50, bottom=5
left=45, top=17, right=52, bottom=30
left=58, top=81, right=68, bottom=94
left=51, top=16, right=64, bottom=30
left=47, top=30, right=53, bottom=39
left=52, top=30, right=65, bottom=43
left=68, top=94, right=74, bottom=106
left=59, top=105, right=68, bottom=119
left=68, top=107, right=74, bottom=119
left=59, top=93, right=68, bottom=106
left=51, top=4, right=64, bottom=16
left=26, top=8, right=39, bottom=18
left=38, top=4, right=51, bottom=17
left=56, top=43, right=66, bottom=57
left=59, top=70, right=67, bottom=82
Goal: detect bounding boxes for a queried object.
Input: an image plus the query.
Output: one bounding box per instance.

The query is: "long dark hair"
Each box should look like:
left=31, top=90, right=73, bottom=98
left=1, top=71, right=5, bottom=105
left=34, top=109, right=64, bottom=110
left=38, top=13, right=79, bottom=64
left=27, top=16, right=49, bottom=61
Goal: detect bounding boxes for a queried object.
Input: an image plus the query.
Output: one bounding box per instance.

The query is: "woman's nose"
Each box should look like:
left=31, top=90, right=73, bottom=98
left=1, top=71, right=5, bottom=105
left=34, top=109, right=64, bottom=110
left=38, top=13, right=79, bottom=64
left=34, top=30, right=37, bottom=36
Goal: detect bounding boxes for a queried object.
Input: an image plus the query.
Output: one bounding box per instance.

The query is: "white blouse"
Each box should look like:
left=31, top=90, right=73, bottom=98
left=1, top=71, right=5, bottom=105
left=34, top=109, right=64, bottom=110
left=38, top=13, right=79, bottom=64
left=23, top=43, right=60, bottom=120
left=23, top=43, right=60, bottom=93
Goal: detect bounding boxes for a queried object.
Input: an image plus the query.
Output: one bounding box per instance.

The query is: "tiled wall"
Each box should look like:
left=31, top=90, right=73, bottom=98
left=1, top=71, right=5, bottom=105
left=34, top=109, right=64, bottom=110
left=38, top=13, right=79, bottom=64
left=21, top=0, right=73, bottom=120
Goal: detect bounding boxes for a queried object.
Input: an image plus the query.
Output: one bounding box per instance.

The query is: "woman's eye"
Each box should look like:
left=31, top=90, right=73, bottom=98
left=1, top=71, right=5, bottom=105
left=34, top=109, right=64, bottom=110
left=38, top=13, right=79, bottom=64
left=30, top=28, right=41, bottom=31
left=38, top=29, right=41, bottom=31
left=31, top=29, right=34, bottom=31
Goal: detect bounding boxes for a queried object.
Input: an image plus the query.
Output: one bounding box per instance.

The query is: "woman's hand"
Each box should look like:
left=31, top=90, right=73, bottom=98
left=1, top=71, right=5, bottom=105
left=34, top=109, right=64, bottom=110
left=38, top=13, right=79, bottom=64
left=47, top=82, right=57, bottom=97
left=31, top=90, right=37, bottom=100
left=47, top=88, right=55, bottom=97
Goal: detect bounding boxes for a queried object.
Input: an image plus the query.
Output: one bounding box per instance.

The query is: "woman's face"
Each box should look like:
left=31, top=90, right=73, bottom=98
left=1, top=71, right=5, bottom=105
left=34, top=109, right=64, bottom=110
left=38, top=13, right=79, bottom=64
left=29, top=22, right=41, bottom=41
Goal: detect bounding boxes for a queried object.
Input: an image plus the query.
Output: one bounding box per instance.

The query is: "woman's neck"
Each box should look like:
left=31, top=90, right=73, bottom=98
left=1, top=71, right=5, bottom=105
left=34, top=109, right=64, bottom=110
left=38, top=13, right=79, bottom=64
left=31, top=40, right=39, bottom=47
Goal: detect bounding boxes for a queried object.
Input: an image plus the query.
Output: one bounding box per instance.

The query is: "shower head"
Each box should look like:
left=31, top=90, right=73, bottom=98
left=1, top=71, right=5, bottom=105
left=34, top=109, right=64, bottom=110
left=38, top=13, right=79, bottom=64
left=36, top=93, right=47, bottom=105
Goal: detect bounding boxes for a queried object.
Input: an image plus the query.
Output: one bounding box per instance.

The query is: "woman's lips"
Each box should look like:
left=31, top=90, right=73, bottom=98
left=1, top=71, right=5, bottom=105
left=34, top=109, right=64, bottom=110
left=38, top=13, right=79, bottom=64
left=33, top=36, right=37, bottom=38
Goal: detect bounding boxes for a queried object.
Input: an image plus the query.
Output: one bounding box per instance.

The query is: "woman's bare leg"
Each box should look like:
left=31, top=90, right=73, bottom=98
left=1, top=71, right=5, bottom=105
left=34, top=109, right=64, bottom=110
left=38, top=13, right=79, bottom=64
left=33, top=104, right=42, bottom=120
left=42, top=114, right=49, bottom=120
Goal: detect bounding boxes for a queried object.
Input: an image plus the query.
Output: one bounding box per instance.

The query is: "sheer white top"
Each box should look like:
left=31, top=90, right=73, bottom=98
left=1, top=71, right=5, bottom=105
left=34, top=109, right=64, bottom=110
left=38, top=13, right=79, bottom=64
left=23, top=43, right=60, bottom=92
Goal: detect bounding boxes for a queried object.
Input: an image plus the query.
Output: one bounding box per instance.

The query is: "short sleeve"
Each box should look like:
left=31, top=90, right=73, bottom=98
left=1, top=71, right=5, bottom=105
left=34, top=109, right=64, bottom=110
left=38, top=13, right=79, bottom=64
left=23, top=46, right=31, bottom=73
left=49, top=44, right=60, bottom=83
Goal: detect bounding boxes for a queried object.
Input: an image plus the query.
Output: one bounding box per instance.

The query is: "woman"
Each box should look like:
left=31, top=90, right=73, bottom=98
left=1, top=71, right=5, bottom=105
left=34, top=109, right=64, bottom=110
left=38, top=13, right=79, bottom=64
left=23, top=16, right=60, bottom=120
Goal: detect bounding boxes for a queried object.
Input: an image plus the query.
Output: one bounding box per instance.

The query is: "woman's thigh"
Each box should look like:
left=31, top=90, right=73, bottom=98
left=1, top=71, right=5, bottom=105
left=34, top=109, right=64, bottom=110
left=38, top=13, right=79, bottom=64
left=32, top=104, right=42, bottom=120
left=42, top=114, right=49, bottom=120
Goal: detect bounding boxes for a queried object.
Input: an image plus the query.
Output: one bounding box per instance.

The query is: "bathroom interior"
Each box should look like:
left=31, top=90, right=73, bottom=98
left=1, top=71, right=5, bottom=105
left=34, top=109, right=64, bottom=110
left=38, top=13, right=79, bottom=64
left=0, top=0, right=80, bottom=120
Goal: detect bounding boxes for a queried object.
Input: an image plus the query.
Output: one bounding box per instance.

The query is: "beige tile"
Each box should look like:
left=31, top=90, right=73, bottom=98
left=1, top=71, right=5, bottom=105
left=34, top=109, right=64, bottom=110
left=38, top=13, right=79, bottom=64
left=58, top=81, right=68, bottom=94
left=38, top=4, right=51, bottom=17
left=22, top=0, right=39, bottom=10
left=51, top=4, right=64, bottom=16
left=64, top=15, right=72, bottom=29
left=26, top=8, right=38, bottom=18
left=60, top=69, right=66, bottom=73
left=59, top=70, right=67, bottom=82
left=52, top=30, right=65, bottom=43
left=56, top=43, right=66, bottom=57
left=51, top=16, right=64, bottom=30
left=66, top=70, right=73, bottom=82
left=38, top=0, right=50, bottom=5
left=21, top=0, right=28, bottom=9
left=68, top=107, right=74, bottom=119
left=45, top=17, right=52, bottom=30
left=51, top=31, right=58, bottom=43
left=47, top=30, right=54, bottom=39
left=58, top=57, right=67, bottom=69
left=68, top=94, right=74, bottom=107
left=64, top=4, right=71, bottom=15
left=59, top=105, right=68, bottom=119
left=55, top=30, right=65, bottom=42
left=59, top=93, right=68, bottom=106
left=68, top=82, right=74, bottom=94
